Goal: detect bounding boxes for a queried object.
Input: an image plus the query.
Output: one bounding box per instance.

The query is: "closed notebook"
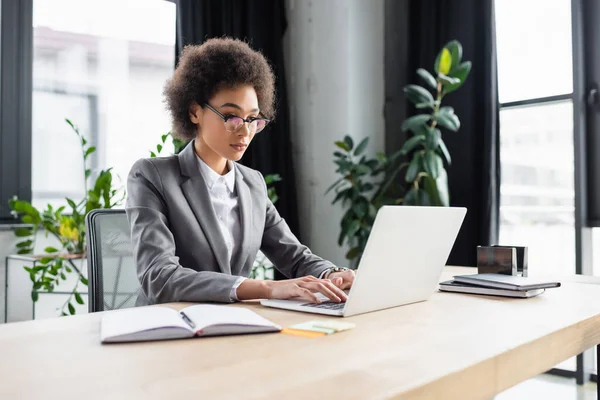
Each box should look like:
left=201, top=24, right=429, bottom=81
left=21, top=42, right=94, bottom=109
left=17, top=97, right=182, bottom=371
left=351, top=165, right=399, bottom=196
left=453, top=274, right=561, bottom=291
left=101, top=305, right=281, bottom=343
left=439, top=280, right=545, bottom=298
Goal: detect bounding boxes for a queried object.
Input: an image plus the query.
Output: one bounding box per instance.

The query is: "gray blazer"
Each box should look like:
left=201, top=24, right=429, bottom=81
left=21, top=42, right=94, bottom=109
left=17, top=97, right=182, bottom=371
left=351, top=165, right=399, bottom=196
left=125, top=141, right=334, bottom=305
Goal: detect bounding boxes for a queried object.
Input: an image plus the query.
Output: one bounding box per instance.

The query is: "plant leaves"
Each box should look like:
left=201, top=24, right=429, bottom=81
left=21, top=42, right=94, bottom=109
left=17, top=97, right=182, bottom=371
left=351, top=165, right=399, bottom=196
left=353, top=137, right=369, bottom=156
left=85, top=169, right=92, bottom=179
left=68, top=303, right=76, bottom=315
left=84, top=147, right=96, bottom=159
left=435, top=112, right=460, bottom=132
left=436, top=168, right=450, bottom=206
left=403, top=188, right=419, bottom=205
left=423, top=151, right=443, bottom=179
left=346, top=220, right=361, bottom=239
left=346, top=247, right=362, bottom=261
left=44, top=246, right=59, bottom=253
left=150, top=151, right=157, bottom=158
left=80, top=276, right=89, bottom=285
left=423, top=174, right=442, bottom=206
left=40, top=257, right=54, bottom=264
left=400, top=135, right=426, bottom=155
left=14, top=227, right=32, bottom=237
left=438, top=48, right=452, bottom=75
left=157, top=144, right=163, bottom=153
left=334, top=141, right=351, bottom=152
left=445, top=40, right=463, bottom=70
left=401, top=114, right=430, bottom=134
left=74, top=292, right=84, bottom=305
left=403, top=84, right=434, bottom=106
left=16, top=240, right=33, bottom=248
left=352, top=201, right=368, bottom=218
left=343, top=135, right=354, bottom=151
left=426, top=128, right=441, bottom=150
left=31, top=291, right=39, bottom=302
left=445, top=61, right=472, bottom=94
left=417, top=68, right=437, bottom=89
left=437, top=73, right=460, bottom=86
left=66, top=198, right=77, bottom=210
left=405, top=153, right=421, bottom=182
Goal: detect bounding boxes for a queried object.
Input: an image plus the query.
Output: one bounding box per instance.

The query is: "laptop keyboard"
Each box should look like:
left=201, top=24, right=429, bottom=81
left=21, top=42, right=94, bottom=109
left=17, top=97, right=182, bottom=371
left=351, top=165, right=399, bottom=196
left=301, top=301, right=346, bottom=310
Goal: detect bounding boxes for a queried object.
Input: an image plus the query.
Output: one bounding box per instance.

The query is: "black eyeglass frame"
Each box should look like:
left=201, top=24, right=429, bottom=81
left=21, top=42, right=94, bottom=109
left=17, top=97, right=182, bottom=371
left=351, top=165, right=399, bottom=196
left=203, top=103, right=271, bottom=133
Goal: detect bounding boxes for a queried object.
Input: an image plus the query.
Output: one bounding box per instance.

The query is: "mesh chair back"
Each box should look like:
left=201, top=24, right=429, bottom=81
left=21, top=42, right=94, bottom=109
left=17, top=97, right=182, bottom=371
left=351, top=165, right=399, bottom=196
left=86, top=209, right=141, bottom=312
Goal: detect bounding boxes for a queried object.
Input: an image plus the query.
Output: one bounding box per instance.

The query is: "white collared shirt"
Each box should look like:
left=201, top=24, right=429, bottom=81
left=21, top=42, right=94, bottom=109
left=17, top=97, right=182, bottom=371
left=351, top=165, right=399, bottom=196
left=196, top=155, right=246, bottom=300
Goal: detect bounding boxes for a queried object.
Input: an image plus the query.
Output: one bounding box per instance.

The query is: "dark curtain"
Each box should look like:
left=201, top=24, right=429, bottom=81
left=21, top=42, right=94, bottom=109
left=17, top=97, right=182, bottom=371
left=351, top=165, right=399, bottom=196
left=385, top=0, right=500, bottom=266
left=174, top=1, right=301, bottom=257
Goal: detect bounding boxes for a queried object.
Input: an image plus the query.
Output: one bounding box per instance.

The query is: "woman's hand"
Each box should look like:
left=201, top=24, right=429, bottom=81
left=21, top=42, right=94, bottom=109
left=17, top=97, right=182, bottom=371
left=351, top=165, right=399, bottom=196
left=327, top=269, right=355, bottom=290
left=266, top=276, right=348, bottom=303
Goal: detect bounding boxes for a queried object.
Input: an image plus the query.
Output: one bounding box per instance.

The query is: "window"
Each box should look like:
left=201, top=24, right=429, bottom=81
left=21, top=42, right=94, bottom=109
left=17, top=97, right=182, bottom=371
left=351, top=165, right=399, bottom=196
left=495, top=0, right=575, bottom=371
left=32, top=0, right=176, bottom=209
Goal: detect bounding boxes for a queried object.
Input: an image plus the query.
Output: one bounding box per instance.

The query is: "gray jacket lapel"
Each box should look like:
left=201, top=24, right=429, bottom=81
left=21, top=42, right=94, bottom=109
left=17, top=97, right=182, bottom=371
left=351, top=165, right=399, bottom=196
left=178, top=142, right=231, bottom=275
left=232, top=167, right=253, bottom=271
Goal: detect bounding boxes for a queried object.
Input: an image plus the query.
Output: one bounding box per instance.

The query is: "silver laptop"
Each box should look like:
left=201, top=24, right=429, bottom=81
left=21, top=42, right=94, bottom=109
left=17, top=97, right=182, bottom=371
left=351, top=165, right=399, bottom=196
left=260, top=205, right=466, bottom=317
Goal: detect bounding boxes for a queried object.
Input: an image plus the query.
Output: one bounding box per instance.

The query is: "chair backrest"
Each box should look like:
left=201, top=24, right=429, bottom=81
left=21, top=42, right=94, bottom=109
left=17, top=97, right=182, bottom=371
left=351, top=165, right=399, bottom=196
left=85, top=209, right=141, bottom=313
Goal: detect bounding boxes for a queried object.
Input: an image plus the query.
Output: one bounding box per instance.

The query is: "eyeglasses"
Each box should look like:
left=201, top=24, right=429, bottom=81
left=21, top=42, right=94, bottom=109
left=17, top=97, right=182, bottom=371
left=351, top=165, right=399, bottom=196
left=203, top=103, right=271, bottom=134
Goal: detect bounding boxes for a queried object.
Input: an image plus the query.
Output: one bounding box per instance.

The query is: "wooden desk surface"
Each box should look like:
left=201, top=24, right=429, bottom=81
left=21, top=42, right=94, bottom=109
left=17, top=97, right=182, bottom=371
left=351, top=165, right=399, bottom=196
left=3, top=266, right=600, bottom=400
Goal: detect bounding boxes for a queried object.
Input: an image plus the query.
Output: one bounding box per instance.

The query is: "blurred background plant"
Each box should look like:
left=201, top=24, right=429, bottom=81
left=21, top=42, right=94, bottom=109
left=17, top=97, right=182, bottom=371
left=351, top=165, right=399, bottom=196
left=8, top=119, right=124, bottom=316
left=328, top=40, right=471, bottom=267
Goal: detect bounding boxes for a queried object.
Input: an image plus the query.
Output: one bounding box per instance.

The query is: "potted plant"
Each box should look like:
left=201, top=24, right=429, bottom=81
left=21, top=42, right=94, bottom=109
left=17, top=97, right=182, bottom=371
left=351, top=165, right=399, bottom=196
left=328, top=40, right=471, bottom=265
left=8, top=119, right=124, bottom=316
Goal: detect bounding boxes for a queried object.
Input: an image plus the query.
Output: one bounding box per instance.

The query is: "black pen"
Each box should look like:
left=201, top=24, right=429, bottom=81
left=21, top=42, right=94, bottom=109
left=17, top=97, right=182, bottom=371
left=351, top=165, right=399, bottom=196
left=180, top=311, right=196, bottom=329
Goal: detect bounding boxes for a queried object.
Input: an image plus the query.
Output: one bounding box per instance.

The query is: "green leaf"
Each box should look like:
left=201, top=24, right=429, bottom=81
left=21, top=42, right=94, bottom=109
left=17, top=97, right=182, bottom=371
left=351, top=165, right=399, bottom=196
left=40, top=257, right=54, bottom=264
left=31, top=291, right=39, bottom=302
left=18, top=249, right=31, bottom=255
left=161, top=134, right=168, bottom=143
left=68, top=303, right=76, bottom=315
left=345, top=247, right=362, bottom=261
left=21, top=215, right=34, bottom=224
left=352, top=201, right=368, bottom=218
left=66, top=198, right=77, bottom=210
left=14, top=227, right=32, bottom=237
left=436, top=48, right=452, bottom=75
left=75, top=292, right=84, bottom=305
left=437, top=73, right=460, bottom=86
left=445, top=40, right=463, bottom=70
left=401, top=114, right=430, bottom=134
left=343, top=135, right=354, bottom=151
left=150, top=151, right=157, bottom=158
left=426, top=128, right=441, bottom=150
left=84, top=147, right=96, bottom=159
left=346, top=220, right=361, bottom=239
left=405, top=153, right=421, bottom=182
left=157, top=144, right=163, bottom=153
left=325, top=177, right=345, bottom=195
left=423, top=151, right=443, bottom=179
left=400, top=135, right=426, bottom=155
left=403, top=188, right=419, bottom=205
left=403, top=85, right=434, bottom=106
left=60, top=273, right=66, bottom=280
left=80, top=276, right=88, bottom=285
left=436, top=168, right=450, bottom=206
left=334, top=141, right=351, bottom=152
left=16, top=240, right=33, bottom=248
left=445, top=61, right=472, bottom=94
left=417, top=68, right=437, bottom=89
left=353, top=137, right=369, bottom=156
left=44, top=246, right=59, bottom=253
left=435, top=112, right=460, bottom=132
left=85, top=169, right=92, bottom=179
left=423, top=175, right=442, bottom=206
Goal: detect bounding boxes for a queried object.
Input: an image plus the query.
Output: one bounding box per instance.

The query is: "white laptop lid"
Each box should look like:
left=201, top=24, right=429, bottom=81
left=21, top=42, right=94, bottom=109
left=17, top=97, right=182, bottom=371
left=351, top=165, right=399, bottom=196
left=343, top=205, right=466, bottom=317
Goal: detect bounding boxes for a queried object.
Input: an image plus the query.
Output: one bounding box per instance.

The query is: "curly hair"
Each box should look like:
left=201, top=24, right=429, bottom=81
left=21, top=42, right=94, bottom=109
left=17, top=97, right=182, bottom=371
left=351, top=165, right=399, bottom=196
left=163, top=38, right=276, bottom=141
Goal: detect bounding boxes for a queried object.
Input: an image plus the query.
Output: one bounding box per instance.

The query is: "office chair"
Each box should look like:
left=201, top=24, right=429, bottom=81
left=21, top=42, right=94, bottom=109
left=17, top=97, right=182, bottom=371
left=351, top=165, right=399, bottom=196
left=85, top=209, right=142, bottom=312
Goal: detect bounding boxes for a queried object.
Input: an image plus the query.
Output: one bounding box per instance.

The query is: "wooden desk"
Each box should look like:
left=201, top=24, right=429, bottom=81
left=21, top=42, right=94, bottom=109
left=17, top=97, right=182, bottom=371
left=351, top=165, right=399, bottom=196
left=2, top=266, right=600, bottom=399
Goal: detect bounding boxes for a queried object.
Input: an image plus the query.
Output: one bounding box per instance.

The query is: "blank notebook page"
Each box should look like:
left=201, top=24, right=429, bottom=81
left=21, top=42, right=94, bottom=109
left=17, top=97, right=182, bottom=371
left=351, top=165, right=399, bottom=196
left=101, top=307, right=191, bottom=341
left=181, top=304, right=280, bottom=331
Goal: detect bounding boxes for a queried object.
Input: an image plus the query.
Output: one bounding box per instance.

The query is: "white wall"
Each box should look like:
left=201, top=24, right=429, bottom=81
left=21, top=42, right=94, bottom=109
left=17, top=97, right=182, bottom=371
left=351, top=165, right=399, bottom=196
left=284, top=0, right=385, bottom=266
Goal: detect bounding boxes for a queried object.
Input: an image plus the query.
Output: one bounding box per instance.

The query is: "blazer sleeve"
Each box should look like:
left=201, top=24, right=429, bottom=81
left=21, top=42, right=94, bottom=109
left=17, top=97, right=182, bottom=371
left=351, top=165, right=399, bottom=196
left=258, top=171, right=335, bottom=279
left=125, top=159, right=239, bottom=304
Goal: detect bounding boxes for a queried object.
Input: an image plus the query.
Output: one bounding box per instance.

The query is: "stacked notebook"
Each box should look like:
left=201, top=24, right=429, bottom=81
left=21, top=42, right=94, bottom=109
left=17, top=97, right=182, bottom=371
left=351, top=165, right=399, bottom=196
left=439, top=273, right=561, bottom=298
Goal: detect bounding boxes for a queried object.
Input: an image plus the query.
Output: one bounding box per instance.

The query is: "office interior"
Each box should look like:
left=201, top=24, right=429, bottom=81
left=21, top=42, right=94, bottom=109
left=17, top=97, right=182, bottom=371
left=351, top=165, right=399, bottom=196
left=0, top=0, right=599, bottom=399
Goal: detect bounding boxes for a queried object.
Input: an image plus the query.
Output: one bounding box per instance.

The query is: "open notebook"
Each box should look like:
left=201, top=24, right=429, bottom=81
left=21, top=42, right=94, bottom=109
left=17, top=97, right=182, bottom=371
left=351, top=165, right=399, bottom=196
left=101, top=305, right=282, bottom=343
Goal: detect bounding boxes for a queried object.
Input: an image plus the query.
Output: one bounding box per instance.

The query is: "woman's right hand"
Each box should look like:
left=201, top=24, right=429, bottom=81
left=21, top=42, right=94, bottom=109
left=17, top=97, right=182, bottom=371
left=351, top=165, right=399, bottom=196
left=237, top=275, right=348, bottom=303
left=266, top=275, right=348, bottom=303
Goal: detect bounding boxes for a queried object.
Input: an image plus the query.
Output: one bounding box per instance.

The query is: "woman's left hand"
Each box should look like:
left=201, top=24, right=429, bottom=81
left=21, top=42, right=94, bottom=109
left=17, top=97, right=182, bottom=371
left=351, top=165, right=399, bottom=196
left=327, top=269, right=355, bottom=290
